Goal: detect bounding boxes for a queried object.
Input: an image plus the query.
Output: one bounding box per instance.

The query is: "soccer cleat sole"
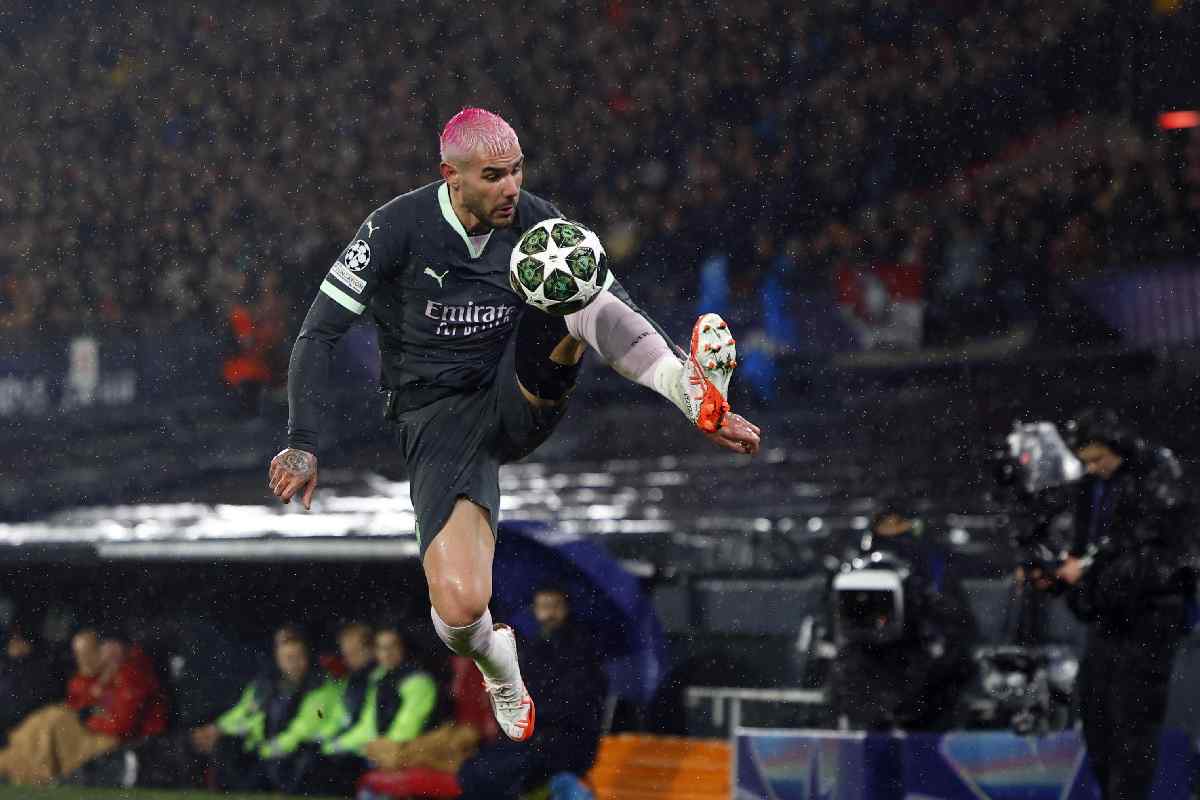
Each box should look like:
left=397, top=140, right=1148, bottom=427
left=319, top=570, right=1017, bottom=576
left=689, top=313, right=736, bottom=433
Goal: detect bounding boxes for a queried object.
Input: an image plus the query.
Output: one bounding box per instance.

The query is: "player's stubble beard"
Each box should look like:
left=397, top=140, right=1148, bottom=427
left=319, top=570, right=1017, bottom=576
left=462, top=190, right=518, bottom=232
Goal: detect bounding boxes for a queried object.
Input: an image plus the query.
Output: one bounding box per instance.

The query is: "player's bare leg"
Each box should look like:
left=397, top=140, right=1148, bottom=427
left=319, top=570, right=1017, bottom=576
left=424, top=499, right=535, bottom=741
left=424, top=329, right=580, bottom=741
left=428, top=317, right=586, bottom=743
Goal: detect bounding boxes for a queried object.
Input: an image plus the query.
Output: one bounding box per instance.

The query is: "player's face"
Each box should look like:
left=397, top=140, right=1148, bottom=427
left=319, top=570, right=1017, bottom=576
left=459, top=146, right=524, bottom=229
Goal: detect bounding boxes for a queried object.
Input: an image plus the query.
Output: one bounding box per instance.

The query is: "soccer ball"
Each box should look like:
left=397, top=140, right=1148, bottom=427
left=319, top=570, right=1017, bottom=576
left=509, top=218, right=608, bottom=316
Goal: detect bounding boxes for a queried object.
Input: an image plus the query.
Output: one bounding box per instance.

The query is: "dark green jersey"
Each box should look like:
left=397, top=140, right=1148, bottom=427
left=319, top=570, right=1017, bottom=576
left=287, top=181, right=565, bottom=452
left=324, top=181, right=562, bottom=394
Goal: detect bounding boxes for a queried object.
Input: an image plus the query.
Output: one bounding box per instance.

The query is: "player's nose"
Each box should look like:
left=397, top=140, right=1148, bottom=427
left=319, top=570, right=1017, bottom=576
left=500, top=175, right=519, bottom=199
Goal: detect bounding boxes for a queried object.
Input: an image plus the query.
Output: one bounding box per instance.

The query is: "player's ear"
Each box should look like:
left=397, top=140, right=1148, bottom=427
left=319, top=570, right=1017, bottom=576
left=440, top=160, right=459, bottom=189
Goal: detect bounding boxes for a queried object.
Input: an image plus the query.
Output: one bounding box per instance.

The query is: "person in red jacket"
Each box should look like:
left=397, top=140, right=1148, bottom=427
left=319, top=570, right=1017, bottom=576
left=68, top=636, right=168, bottom=740
left=0, top=629, right=167, bottom=785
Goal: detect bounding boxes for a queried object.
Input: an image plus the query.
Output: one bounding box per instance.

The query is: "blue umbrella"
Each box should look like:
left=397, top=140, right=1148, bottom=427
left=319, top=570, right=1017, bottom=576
left=492, top=520, right=667, bottom=706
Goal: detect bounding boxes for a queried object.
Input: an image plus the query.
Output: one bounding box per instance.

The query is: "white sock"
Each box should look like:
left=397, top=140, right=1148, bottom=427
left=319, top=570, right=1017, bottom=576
left=430, top=606, right=521, bottom=687
left=649, top=354, right=690, bottom=417
left=566, top=290, right=688, bottom=415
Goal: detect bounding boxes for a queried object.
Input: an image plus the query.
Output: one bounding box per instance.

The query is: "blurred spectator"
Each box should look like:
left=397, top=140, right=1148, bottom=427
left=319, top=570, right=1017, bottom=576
left=0, top=628, right=167, bottom=785
left=0, top=623, right=65, bottom=746
left=836, top=256, right=926, bottom=351
left=739, top=240, right=804, bottom=400
left=321, top=621, right=376, bottom=740
left=222, top=271, right=288, bottom=415
left=695, top=253, right=732, bottom=319
left=937, top=214, right=987, bottom=298
left=68, top=633, right=168, bottom=740
left=310, top=623, right=439, bottom=795
left=458, top=586, right=606, bottom=800
left=924, top=211, right=1002, bottom=345
left=189, top=625, right=337, bottom=794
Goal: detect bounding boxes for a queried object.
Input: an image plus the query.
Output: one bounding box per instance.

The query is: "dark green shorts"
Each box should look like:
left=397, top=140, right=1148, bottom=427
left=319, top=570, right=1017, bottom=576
left=393, top=336, right=567, bottom=559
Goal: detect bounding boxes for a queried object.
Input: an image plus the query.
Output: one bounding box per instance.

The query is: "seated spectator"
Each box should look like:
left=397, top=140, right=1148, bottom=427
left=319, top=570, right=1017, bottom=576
left=310, top=623, right=439, bottom=795
left=0, top=628, right=167, bottom=785
left=189, top=624, right=337, bottom=795
left=458, top=586, right=607, bottom=800
left=70, top=633, right=169, bottom=740
left=320, top=621, right=376, bottom=742
left=0, top=622, right=64, bottom=745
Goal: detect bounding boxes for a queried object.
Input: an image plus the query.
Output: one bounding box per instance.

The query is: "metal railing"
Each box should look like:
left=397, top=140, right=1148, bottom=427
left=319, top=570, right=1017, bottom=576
left=686, top=686, right=829, bottom=795
left=685, top=686, right=827, bottom=732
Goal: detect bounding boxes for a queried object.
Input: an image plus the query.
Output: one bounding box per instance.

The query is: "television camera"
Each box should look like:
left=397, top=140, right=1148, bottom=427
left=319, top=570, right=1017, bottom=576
left=992, top=421, right=1084, bottom=582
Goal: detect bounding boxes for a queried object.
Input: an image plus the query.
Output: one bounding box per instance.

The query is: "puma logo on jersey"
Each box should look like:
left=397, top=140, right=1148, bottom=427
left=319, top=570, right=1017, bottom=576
left=424, top=266, right=449, bottom=288
left=364, top=218, right=379, bottom=238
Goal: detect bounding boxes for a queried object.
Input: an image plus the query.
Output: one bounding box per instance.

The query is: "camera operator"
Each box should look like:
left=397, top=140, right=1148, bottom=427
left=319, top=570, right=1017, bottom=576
left=1052, top=408, right=1194, bottom=800
left=830, top=502, right=977, bottom=731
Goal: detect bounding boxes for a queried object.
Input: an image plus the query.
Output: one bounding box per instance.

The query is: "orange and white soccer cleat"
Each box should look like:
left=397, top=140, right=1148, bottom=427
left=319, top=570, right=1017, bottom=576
left=682, top=313, right=737, bottom=432
left=483, top=625, right=536, bottom=742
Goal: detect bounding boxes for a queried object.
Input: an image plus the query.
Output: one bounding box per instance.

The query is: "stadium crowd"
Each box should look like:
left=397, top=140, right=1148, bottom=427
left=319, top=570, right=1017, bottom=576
left=4, top=0, right=1193, bottom=357
left=819, top=119, right=1200, bottom=350
left=0, top=586, right=604, bottom=797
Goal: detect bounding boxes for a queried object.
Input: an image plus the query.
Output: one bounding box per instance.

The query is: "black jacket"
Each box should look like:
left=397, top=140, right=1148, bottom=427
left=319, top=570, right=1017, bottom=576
left=519, top=624, right=607, bottom=775
left=338, top=664, right=374, bottom=735
left=1067, top=442, right=1194, bottom=637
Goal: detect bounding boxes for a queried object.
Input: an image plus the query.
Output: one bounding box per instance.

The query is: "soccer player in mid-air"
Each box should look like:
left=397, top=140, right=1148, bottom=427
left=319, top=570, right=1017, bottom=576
left=269, top=108, right=761, bottom=741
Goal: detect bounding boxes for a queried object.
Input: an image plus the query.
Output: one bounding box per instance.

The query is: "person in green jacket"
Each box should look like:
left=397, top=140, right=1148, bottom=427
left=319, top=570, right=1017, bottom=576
left=310, top=624, right=439, bottom=795
left=316, top=622, right=377, bottom=744
left=190, top=625, right=339, bottom=794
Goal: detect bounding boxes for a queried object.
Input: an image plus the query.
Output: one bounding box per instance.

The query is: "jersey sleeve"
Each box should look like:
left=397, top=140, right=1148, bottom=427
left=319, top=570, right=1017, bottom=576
left=318, top=212, right=404, bottom=315
left=286, top=211, right=406, bottom=454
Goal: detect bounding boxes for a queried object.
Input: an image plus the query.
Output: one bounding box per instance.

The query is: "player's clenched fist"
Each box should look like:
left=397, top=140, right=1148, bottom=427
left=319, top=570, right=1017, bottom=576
left=269, top=448, right=318, bottom=510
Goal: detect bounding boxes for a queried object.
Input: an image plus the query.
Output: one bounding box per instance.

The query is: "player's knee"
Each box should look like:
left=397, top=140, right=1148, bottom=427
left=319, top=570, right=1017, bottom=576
left=429, top=580, right=490, bottom=627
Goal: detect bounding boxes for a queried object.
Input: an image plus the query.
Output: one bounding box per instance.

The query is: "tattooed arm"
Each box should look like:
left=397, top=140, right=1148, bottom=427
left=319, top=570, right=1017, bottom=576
left=275, top=208, right=400, bottom=511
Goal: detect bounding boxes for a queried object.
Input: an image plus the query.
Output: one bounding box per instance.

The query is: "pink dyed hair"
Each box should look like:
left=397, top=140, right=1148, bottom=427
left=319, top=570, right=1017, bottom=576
left=439, top=107, right=520, bottom=164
